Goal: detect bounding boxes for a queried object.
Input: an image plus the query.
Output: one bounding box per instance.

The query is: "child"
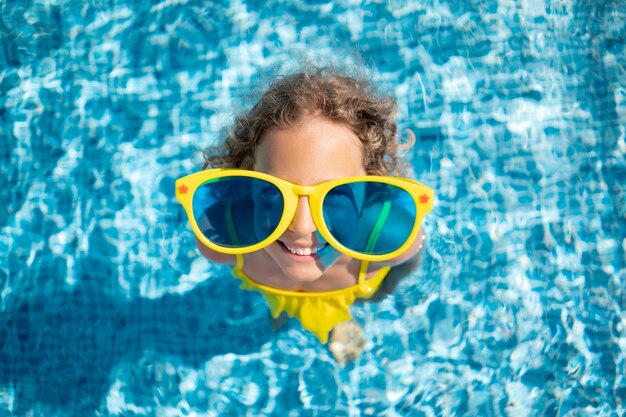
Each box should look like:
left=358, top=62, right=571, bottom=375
left=176, top=69, right=434, bottom=360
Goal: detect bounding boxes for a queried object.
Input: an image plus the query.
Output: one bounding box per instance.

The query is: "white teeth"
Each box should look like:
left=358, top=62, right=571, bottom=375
left=284, top=243, right=323, bottom=256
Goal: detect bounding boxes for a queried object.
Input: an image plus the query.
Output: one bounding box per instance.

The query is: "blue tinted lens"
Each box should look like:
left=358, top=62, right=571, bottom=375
left=322, top=182, right=416, bottom=255
left=192, top=176, right=284, bottom=248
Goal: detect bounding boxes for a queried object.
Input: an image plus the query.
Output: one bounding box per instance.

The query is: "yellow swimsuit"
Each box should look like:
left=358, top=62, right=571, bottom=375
left=232, top=254, right=391, bottom=343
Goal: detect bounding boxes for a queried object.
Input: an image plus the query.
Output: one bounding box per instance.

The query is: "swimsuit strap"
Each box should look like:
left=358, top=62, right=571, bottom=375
left=235, top=254, right=245, bottom=272
left=358, top=260, right=370, bottom=285
left=357, top=199, right=390, bottom=286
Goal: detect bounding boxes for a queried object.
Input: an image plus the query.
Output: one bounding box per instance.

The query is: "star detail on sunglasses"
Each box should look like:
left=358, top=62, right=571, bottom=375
left=178, top=185, right=189, bottom=194
left=419, top=194, right=430, bottom=203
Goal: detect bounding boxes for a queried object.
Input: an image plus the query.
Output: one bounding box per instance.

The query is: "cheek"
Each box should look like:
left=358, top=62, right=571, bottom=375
left=262, top=241, right=285, bottom=261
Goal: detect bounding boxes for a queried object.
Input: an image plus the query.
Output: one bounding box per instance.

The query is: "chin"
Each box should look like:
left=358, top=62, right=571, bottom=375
left=264, top=243, right=327, bottom=282
left=281, top=266, right=325, bottom=282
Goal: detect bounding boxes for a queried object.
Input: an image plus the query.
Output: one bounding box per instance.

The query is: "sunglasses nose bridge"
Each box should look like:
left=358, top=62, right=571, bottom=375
left=291, top=184, right=317, bottom=196
left=285, top=185, right=319, bottom=235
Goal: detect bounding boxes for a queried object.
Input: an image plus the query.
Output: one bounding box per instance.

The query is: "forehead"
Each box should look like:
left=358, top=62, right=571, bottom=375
left=253, top=118, right=366, bottom=185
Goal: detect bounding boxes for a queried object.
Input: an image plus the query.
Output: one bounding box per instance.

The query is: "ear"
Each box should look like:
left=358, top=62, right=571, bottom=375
left=195, top=237, right=237, bottom=265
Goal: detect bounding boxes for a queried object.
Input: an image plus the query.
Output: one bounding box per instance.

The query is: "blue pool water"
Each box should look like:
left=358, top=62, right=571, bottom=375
left=1, top=0, right=625, bottom=416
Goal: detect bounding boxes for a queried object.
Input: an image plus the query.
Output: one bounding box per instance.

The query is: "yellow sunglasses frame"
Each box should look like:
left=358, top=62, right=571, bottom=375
left=176, top=168, right=434, bottom=262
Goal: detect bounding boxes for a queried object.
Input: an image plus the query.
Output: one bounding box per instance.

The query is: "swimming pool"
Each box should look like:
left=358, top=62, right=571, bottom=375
left=1, top=0, right=624, bottom=415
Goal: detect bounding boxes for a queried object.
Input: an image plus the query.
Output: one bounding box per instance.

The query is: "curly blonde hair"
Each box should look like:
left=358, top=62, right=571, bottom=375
left=203, top=68, right=408, bottom=176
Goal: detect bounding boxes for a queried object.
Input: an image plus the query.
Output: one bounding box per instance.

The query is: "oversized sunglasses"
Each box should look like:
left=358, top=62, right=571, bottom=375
left=176, top=169, right=434, bottom=262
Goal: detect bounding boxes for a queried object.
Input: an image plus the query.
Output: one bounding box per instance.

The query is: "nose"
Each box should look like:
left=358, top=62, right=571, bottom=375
left=288, top=196, right=317, bottom=235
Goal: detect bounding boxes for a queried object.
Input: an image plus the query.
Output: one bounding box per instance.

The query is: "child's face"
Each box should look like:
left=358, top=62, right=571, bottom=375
left=253, top=117, right=367, bottom=283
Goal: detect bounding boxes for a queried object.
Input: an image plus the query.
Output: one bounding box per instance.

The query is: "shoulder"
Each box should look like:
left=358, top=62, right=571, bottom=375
left=370, top=228, right=426, bottom=269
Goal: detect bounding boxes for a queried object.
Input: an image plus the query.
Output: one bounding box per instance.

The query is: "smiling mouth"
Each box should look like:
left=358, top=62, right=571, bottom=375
left=278, top=241, right=329, bottom=256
